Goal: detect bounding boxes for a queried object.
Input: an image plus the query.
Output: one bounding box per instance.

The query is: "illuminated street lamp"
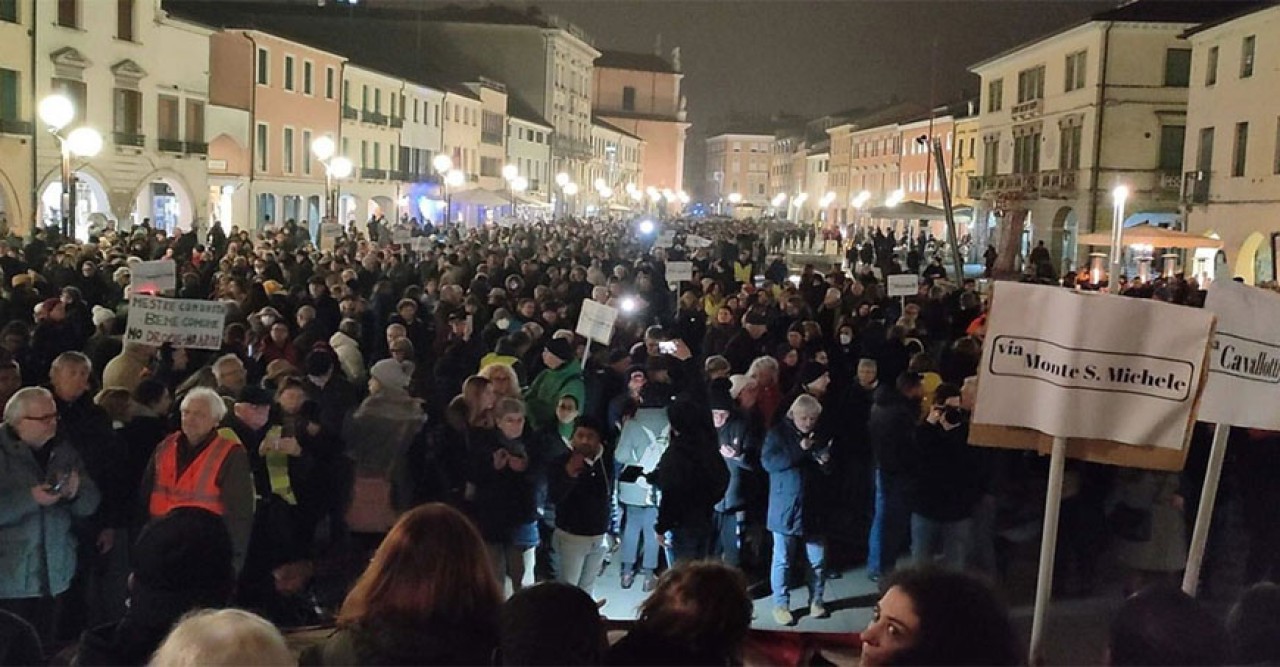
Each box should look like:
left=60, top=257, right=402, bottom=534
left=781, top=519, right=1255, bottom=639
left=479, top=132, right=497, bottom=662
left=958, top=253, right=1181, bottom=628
left=1109, top=185, right=1130, bottom=292
left=40, top=93, right=102, bottom=239
left=885, top=188, right=905, bottom=208
left=502, top=163, right=520, bottom=212
left=311, top=136, right=350, bottom=219
left=433, top=155, right=457, bottom=224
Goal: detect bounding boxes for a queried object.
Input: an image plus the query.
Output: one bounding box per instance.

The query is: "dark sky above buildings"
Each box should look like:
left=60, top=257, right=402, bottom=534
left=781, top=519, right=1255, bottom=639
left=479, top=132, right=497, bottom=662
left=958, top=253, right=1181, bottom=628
left=374, top=0, right=1118, bottom=128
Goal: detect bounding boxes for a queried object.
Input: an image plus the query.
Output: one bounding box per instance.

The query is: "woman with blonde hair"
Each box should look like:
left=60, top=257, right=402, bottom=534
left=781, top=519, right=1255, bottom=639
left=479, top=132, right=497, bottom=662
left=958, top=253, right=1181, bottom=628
left=150, top=608, right=294, bottom=667
left=478, top=363, right=521, bottom=401
left=302, top=503, right=503, bottom=665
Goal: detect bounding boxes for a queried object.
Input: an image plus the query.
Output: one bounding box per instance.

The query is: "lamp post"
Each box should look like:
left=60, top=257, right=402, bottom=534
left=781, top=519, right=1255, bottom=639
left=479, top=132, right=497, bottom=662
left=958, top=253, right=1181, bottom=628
left=327, top=157, right=353, bottom=224
left=434, top=154, right=455, bottom=224
left=310, top=136, right=349, bottom=219
left=563, top=181, right=579, bottom=216
left=511, top=176, right=528, bottom=220
left=1109, top=185, right=1130, bottom=293
left=502, top=163, right=519, bottom=214
left=555, top=172, right=571, bottom=217
left=444, top=168, right=465, bottom=224
left=39, top=94, right=102, bottom=239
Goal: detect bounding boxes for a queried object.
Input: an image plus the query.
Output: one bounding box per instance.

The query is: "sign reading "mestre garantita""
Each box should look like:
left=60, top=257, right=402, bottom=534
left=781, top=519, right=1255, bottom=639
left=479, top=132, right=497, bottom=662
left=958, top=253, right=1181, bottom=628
left=125, top=296, right=227, bottom=350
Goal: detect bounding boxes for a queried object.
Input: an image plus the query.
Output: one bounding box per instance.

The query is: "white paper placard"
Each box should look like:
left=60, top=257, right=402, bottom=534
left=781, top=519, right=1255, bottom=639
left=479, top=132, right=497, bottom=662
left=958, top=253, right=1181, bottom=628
left=125, top=296, right=227, bottom=350
left=576, top=299, right=618, bottom=345
left=973, top=282, right=1213, bottom=450
left=666, top=261, right=693, bottom=284
left=655, top=230, right=676, bottom=248
left=392, top=228, right=412, bottom=244
left=686, top=234, right=713, bottom=249
left=130, top=260, right=176, bottom=294
left=1200, top=280, right=1280, bottom=430
left=886, top=273, right=918, bottom=297
left=319, top=222, right=342, bottom=252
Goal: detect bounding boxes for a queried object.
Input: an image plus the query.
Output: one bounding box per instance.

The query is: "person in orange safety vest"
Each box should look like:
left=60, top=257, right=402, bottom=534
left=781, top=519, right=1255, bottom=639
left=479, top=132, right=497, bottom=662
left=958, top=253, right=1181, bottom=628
left=140, top=386, right=254, bottom=572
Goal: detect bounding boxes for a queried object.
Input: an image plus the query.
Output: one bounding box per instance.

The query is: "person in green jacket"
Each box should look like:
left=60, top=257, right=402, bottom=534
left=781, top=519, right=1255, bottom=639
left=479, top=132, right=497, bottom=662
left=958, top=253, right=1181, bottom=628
left=524, top=337, right=585, bottom=432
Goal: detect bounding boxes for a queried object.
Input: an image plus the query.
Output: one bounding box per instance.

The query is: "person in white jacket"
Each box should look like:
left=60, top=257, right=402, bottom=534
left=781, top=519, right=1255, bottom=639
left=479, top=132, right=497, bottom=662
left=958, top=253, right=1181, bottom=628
left=329, top=318, right=367, bottom=385
left=614, top=406, right=669, bottom=592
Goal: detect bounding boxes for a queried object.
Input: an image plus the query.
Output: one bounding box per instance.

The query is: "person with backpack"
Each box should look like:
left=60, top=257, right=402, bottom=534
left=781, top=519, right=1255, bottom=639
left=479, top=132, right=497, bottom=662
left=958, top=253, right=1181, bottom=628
left=762, top=394, right=833, bottom=626
left=648, top=399, right=730, bottom=566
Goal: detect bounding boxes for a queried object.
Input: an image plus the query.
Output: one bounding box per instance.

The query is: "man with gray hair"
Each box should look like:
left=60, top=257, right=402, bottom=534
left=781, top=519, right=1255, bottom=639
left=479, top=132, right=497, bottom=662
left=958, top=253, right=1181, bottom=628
left=139, top=387, right=254, bottom=572
left=211, top=355, right=247, bottom=401
left=0, top=386, right=100, bottom=646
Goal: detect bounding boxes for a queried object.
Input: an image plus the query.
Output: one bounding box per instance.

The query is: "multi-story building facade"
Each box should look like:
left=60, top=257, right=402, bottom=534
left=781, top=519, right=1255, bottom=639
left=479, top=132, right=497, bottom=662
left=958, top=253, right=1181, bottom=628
left=403, top=7, right=600, bottom=193
left=804, top=147, right=830, bottom=223
left=952, top=110, right=981, bottom=214
left=769, top=126, right=804, bottom=216
left=705, top=132, right=772, bottom=211
left=398, top=80, right=446, bottom=223
left=0, top=0, right=33, bottom=233
left=1183, top=4, right=1280, bottom=284
left=898, top=113, right=955, bottom=209
left=34, top=0, right=212, bottom=238
left=969, top=1, right=1249, bottom=274
left=469, top=78, right=508, bottom=193
left=592, top=49, right=689, bottom=197
left=441, top=85, right=482, bottom=223
left=339, top=63, right=403, bottom=224
left=589, top=117, right=644, bottom=214
left=506, top=107, right=554, bottom=207
left=206, top=29, right=344, bottom=233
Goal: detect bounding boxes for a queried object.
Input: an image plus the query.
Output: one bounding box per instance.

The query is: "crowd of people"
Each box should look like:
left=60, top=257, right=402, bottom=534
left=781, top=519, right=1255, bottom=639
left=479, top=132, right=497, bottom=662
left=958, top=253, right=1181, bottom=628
left=0, top=212, right=1276, bottom=666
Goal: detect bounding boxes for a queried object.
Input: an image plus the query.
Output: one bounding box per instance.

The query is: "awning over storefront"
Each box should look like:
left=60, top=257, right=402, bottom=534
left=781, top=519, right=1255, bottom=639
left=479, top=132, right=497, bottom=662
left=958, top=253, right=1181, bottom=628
left=1077, top=223, right=1223, bottom=249
left=450, top=188, right=509, bottom=207
left=514, top=191, right=552, bottom=208
left=864, top=201, right=948, bottom=220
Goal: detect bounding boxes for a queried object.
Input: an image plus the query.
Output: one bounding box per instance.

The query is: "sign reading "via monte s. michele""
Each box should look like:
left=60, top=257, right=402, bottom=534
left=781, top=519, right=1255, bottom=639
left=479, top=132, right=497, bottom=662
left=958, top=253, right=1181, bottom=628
left=971, top=282, right=1214, bottom=469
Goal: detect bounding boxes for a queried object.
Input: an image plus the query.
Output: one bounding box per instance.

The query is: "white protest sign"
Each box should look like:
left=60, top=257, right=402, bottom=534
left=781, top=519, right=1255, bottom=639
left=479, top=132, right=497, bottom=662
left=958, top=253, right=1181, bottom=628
left=411, top=237, right=434, bottom=253
left=686, top=234, right=713, bottom=249
left=575, top=299, right=618, bottom=345
left=972, top=282, right=1213, bottom=453
left=125, top=295, right=227, bottom=350
left=666, top=261, right=693, bottom=284
left=824, top=240, right=839, bottom=255
left=392, top=228, right=412, bottom=245
left=319, top=222, right=341, bottom=252
left=1199, top=280, right=1280, bottom=430
left=130, top=260, right=176, bottom=294
left=655, top=230, right=676, bottom=248
left=886, top=273, right=918, bottom=297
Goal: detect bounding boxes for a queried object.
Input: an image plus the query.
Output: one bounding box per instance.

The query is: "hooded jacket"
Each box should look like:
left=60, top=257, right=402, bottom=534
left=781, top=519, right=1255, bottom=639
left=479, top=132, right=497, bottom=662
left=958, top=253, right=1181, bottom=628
left=328, top=330, right=366, bottom=385
left=523, top=358, right=585, bottom=432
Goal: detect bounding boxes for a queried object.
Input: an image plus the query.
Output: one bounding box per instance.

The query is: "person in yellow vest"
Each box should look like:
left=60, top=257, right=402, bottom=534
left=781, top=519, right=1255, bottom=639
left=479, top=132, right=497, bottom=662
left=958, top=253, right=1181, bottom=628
left=140, top=386, right=255, bottom=573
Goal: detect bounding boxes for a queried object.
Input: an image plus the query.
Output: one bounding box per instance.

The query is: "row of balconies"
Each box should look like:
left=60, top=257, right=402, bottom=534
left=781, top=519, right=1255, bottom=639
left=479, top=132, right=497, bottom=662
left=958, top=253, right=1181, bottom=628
left=552, top=134, right=592, bottom=158
left=340, top=106, right=407, bottom=128
left=967, top=169, right=1188, bottom=200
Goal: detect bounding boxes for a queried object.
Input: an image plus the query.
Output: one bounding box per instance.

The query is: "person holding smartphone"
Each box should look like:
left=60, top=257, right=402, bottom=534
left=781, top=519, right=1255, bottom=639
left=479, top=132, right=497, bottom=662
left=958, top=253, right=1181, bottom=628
left=0, top=387, right=100, bottom=646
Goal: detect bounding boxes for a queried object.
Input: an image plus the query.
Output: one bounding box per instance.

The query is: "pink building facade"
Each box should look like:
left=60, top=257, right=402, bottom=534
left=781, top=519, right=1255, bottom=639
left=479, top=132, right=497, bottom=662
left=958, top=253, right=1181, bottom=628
left=592, top=50, right=689, bottom=197
left=207, top=30, right=345, bottom=232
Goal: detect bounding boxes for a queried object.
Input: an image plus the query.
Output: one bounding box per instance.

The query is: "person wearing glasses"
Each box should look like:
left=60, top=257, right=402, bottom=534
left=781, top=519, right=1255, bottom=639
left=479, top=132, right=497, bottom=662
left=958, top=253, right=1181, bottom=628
left=0, top=386, right=101, bottom=651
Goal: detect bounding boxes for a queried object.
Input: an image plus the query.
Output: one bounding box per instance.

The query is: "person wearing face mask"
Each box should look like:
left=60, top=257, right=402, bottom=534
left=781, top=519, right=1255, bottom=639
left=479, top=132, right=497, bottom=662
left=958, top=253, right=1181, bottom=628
left=762, top=395, right=832, bottom=626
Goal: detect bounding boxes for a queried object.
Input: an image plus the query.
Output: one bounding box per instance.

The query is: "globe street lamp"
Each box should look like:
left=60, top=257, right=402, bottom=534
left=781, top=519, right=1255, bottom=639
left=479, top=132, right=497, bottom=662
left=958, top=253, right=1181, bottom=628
left=434, top=155, right=456, bottom=224
left=311, top=136, right=341, bottom=219
left=502, top=163, right=519, bottom=213
left=328, top=156, right=353, bottom=223
left=563, top=181, right=579, bottom=216
left=40, top=94, right=102, bottom=239
left=443, top=168, right=465, bottom=224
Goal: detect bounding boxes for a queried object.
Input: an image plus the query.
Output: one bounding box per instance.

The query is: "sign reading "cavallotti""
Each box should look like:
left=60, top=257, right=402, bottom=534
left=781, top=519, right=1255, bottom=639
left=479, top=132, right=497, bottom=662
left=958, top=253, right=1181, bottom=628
left=1200, top=280, right=1280, bottom=431
left=989, top=335, right=1195, bottom=402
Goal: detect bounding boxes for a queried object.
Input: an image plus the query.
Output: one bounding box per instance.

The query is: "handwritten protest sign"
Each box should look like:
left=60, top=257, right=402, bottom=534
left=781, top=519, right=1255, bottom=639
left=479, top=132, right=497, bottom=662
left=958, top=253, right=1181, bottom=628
left=125, top=296, right=227, bottom=350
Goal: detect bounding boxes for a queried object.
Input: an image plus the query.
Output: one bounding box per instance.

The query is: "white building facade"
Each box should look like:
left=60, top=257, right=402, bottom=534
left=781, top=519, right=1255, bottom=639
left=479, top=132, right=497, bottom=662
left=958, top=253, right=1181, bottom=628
left=969, top=6, right=1213, bottom=275
left=340, top=63, right=404, bottom=224
left=35, top=0, right=212, bottom=238
left=507, top=114, right=554, bottom=207
left=1183, top=5, right=1280, bottom=284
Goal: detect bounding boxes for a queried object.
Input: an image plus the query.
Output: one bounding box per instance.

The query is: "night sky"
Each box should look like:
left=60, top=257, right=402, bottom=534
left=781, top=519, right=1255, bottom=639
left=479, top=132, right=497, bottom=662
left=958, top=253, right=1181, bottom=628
left=376, top=0, right=1118, bottom=183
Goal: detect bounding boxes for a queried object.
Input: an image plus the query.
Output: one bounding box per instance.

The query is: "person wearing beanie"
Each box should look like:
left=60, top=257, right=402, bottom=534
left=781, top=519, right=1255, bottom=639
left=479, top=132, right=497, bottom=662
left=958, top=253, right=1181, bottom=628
left=84, top=306, right=123, bottom=388
left=523, top=336, right=584, bottom=432
left=73, top=508, right=235, bottom=666
left=648, top=399, right=730, bottom=565
left=343, top=357, right=426, bottom=532
left=723, top=307, right=772, bottom=375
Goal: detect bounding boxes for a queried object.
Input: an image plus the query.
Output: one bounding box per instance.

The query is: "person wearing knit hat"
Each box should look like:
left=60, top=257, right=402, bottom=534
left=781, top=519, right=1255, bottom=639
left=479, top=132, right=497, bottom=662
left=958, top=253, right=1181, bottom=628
left=523, top=334, right=585, bottom=432
left=543, top=337, right=573, bottom=363
left=91, top=305, right=116, bottom=329
left=72, top=508, right=235, bottom=665
left=795, top=362, right=831, bottom=398
left=369, top=358, right=414, bottom=392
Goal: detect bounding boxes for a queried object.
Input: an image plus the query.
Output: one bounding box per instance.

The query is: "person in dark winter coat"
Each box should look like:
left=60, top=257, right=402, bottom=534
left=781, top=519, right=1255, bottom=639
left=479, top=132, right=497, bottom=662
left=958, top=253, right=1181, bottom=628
left=649, top=399, right=729, bottom=566
left=867, top=372, right=924, bottom=581
left=710, top=389, right=756, bottom=567
left=468, top=398, right=539, bottom=593
left=761, top=394, right=833, bottom=626
left=907, top=383, right=986, bottom=570
left=72, top=508, right=235, bottom=667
